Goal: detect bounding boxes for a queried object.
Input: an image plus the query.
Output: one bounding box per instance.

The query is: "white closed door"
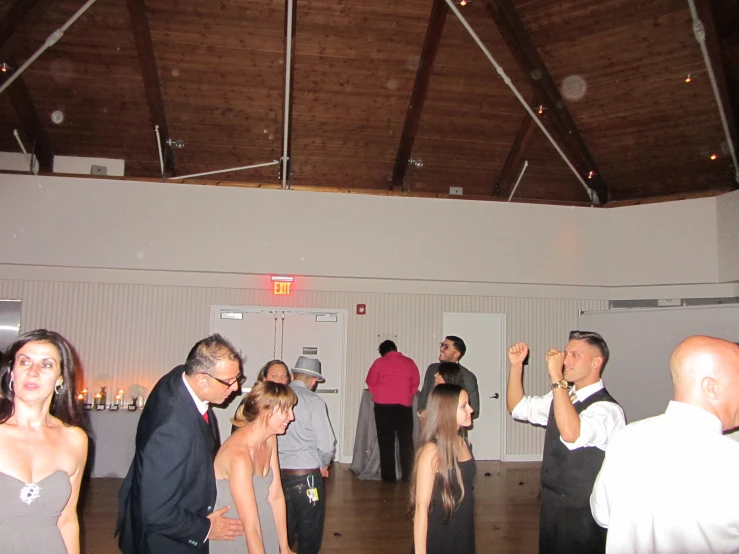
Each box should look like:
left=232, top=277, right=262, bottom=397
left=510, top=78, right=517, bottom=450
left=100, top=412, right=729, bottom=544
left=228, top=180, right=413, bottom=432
left=280, top=311, right=345, bottom=462
left=210, top=308, right=281, bottom=441
left=443, top=312, right=505, bottom=460
left=209, top=306, right=346, bottom=461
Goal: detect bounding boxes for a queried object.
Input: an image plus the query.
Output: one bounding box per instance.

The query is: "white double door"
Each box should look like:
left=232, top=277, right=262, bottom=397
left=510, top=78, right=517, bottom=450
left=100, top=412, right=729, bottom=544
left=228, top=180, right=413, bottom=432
left=209, top=306, right=346, bottom=460
left=443, top=312, right=506, bottom=460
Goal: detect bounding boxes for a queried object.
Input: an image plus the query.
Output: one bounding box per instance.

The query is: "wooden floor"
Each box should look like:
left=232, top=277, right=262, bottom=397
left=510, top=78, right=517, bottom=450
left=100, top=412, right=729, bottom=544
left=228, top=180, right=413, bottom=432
left=80, top=461, right=541, bottom=553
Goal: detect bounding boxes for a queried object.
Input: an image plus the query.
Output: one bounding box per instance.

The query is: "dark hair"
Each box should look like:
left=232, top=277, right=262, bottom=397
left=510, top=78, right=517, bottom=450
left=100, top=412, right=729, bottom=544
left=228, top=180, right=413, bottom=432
left=185, top=334, right=242, bottom=376
left=446, top=336, right=466, bottom=360
left=231, top=381, right=297, bottom=428
left=409, top=384, right=467, bottom=523
left=437, top=362, right=463, bottom=386
left=569, top=330, right=609, bottom=371
left=0, top=329, right=83, bottom=427
left=255, top=360, right=290, bottom=384
left=378, top=340, right=397, bottom=357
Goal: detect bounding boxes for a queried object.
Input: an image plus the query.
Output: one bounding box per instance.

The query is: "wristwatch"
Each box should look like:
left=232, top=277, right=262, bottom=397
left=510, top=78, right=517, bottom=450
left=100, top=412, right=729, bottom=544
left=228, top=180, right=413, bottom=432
left=551, top=379, right=569, bottom=390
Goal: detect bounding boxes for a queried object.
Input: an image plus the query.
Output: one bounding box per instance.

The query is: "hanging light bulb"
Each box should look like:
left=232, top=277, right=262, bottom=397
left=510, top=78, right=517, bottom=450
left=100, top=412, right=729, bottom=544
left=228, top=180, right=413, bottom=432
left=459, top=0, right=468, bottom=5
left=0, top=62, right=12, bottom=73
left=684, top=74, right=692, bottom=83
left=709, top=154, right=717, bottom=160
left=588, top=171, right=595, bottom=179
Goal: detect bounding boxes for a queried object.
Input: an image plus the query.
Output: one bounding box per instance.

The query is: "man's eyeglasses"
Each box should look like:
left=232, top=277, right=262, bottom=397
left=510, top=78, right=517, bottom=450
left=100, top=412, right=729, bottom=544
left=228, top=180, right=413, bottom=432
left=439, top=342, right=452, bottom=351
left=201, top=372, right=245, bottom=388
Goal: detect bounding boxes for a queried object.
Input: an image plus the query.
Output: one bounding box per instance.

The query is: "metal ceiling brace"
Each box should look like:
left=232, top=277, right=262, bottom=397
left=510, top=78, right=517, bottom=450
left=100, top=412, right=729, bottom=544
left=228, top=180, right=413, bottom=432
left=443, top=0, right=600, bottom=204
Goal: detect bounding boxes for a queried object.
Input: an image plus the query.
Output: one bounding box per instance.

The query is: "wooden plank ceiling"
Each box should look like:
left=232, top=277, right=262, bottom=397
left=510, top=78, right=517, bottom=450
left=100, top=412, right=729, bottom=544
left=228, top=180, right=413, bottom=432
left=0, top=0, right=737, bottom=205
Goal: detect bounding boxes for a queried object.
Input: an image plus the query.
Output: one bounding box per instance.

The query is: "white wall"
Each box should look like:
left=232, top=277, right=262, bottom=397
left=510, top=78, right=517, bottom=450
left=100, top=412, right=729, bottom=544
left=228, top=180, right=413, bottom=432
left=1, top=174, right=733, bottom=287
left=0, top=152, right=38, bottom=173
left=0, top=174, right=605, bottom=286
left=717, top=189, right=739, bottom=283
left=605, top=198, right=720, bottom=286
left=53, top=155, right=125, bottom=177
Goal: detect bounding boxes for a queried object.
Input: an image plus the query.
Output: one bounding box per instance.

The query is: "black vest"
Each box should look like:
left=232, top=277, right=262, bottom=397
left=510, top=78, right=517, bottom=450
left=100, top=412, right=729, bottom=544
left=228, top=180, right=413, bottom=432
left=540, top=387, right=619, bottom=507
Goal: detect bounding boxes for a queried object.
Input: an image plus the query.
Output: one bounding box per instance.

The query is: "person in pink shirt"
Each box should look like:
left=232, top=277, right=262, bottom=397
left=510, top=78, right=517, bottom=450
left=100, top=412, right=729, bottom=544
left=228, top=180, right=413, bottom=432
left=366, top=340, right=420, bottom=483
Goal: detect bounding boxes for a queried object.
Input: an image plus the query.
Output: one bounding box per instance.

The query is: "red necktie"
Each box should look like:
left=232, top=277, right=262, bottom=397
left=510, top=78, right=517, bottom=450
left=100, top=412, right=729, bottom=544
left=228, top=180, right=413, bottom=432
left=203, top=412, right=210, bottom=424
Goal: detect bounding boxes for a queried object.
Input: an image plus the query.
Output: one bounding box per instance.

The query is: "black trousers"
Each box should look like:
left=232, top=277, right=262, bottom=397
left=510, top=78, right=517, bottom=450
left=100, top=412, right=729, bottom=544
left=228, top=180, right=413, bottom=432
left=373, top=403, right=414, bottom=483
left=282, top=471, right=326, bottom=554
left=539, top=499, right=606, bottom=554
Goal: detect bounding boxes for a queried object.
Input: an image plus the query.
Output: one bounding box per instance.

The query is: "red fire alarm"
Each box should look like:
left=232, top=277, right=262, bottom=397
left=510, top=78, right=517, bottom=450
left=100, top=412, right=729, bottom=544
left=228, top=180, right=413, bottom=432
left=356, top=304, right=366, bottom=315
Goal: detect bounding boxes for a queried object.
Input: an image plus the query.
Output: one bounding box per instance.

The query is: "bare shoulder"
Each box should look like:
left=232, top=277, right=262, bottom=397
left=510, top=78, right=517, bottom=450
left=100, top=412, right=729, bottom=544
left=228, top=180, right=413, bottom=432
left=418, top=442, right=438, bottom=464
left=61, top=424, right=88, bottom=459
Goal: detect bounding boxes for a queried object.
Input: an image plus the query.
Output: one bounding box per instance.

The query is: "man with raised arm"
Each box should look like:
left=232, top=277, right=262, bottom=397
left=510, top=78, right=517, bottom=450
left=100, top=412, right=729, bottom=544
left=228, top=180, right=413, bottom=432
left=507, top=331, right=625, bottom=554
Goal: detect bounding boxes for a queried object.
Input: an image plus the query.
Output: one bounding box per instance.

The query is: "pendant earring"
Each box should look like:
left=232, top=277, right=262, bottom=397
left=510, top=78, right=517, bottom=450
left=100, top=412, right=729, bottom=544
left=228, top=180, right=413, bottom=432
left=55, top=381, right=63, bottom=394
left=8, top=377, right=13, bottom=392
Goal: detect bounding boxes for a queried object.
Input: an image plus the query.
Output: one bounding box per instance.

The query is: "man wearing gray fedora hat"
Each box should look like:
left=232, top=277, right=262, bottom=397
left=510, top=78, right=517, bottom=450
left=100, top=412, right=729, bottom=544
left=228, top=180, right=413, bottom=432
left=278, top=356, right=336, bottom=554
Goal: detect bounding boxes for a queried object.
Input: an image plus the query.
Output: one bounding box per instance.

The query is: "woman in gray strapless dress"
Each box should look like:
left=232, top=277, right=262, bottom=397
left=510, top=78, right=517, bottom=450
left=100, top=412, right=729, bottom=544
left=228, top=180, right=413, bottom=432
left=212, top=381, right=298, bottom=554
left=0, top=470, right=72, bottom=553
left=0, top=330, right=89, bottom=554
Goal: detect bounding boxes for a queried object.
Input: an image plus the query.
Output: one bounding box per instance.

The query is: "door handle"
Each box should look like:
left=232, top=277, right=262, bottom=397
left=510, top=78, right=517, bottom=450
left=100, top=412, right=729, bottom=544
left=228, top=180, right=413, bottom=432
left=316, top=388, right=339, bottom=394
left=490, top=393, right=500, bottom=399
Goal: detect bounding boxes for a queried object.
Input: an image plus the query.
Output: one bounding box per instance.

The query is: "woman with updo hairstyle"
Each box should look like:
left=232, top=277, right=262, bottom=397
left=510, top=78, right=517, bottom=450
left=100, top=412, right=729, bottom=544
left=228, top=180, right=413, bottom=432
left=212, top=381, right=297, bottom=554
left=255, top=360, right=290, bottom=386
left=0, top=329, right=88, bottom=554
left=409, top=383, right=476, bottom=554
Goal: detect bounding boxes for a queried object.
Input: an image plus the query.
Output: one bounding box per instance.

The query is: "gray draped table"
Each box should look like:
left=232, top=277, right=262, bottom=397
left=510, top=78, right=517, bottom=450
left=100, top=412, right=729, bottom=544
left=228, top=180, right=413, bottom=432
left=350, top=389, right=420, bottom=480
left=85, top=409, right=141, bottom=478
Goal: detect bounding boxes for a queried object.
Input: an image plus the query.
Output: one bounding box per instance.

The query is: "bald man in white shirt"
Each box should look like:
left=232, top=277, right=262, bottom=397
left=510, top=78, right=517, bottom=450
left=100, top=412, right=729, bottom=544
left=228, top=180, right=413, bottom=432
left=591, top=336, right=739, bottom=553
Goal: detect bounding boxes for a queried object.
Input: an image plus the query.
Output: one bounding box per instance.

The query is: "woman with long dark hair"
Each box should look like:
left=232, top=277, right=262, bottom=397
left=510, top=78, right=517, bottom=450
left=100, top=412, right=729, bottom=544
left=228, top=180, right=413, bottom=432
left=409, top=384, right=476, bottom=554
left=0, top=329, right=88, bottom=554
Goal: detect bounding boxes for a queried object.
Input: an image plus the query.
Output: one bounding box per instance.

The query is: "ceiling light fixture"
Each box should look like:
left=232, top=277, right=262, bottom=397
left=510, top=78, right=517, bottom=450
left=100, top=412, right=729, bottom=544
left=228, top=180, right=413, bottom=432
left=0, top=62, right=13, bottom=73
left=709, top=154, right=717, bottom=160
left=167, top=138, right=185, bottom=148
left=457, top=0, right=470, bottom=5
left=684, top=74, right=692, bottom=83
left=536, top=105, right=546, bottom=115
left=587, top=170, right=595, bottom=179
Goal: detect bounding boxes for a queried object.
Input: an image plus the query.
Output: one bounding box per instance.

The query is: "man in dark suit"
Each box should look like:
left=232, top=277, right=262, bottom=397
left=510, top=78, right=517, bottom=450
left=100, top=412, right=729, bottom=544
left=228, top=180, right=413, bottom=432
left=116, top=334, right=245, bottom=553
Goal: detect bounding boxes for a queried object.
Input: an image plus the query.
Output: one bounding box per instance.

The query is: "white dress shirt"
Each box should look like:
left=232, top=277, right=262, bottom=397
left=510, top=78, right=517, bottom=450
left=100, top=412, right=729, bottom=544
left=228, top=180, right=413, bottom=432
left=182, top=371, right=209, bottom=415
left=512, top=380, right=626, bottom=450
left=591, top=401, right=739, bottom=554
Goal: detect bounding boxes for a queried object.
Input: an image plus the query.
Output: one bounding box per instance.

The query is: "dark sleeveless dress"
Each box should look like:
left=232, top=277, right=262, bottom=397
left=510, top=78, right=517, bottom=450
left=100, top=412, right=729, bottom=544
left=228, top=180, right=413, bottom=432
left=413, top=456, right=476, bottom=554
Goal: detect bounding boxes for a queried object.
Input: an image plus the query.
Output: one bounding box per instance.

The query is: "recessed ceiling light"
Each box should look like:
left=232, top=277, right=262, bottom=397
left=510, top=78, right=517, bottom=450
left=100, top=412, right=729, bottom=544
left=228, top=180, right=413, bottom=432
left=709, top=154, right=717, bottom=160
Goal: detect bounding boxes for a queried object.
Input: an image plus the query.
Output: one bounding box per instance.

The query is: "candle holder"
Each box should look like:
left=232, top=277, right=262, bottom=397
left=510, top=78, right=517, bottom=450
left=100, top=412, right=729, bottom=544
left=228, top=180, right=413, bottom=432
left=128, top=396, right=139, bottom=412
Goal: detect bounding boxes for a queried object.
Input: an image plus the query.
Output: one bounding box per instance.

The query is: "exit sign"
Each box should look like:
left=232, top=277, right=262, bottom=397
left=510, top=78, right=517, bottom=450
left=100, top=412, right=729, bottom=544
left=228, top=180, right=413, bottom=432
left=273, top=281, right=292, bottom=295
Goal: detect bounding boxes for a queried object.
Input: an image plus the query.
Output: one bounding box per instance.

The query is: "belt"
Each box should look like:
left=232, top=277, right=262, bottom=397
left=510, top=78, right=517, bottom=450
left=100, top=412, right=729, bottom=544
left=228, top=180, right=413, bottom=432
left=281, top=468, right=320, bottom=476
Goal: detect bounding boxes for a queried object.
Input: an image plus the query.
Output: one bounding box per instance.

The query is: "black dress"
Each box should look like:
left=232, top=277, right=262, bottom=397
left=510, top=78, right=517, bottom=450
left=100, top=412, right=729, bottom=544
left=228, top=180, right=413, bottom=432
left=425, top=457, right=477, bottom=554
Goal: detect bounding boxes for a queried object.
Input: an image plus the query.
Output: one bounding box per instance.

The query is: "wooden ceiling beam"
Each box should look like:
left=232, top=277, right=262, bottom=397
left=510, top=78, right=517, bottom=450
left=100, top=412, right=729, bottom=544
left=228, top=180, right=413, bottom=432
left=390, top=0, right=448, bottom=190
left=493, top=97, right=538, bottom=198
left=481, top=0, right=608, bottom=202
left=126, top=0, right=174, bottom=176
left=0, top=0, right=41, bottom=59
left=1, top=55, right=53, bottom=172
left=695, top=0, right=739, bottom=166
left=0, top=0, right=53, bottom=172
